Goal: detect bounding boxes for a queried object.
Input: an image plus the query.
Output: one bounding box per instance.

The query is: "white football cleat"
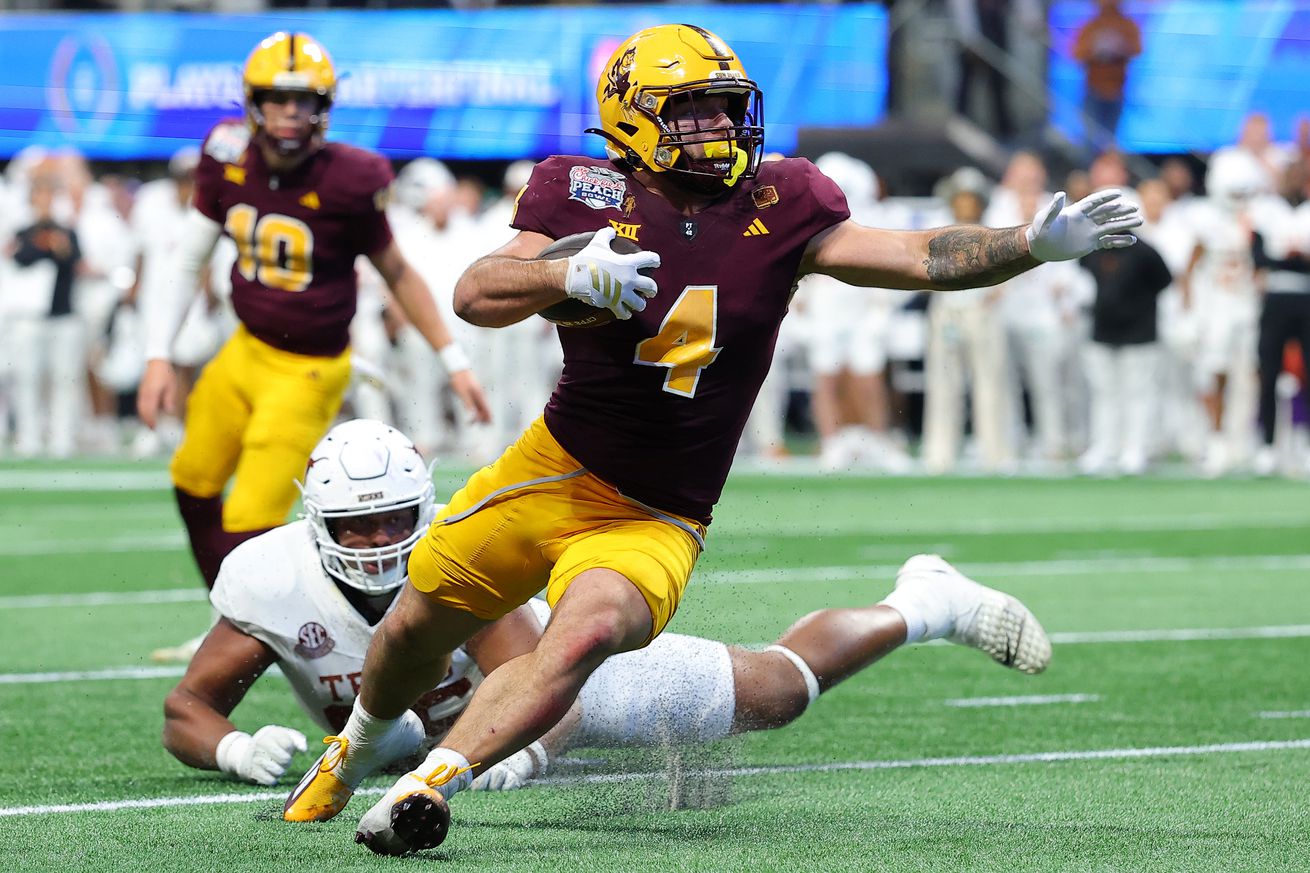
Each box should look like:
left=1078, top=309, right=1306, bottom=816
left=894, top=554, right=1051, bottom=674
left=149, top=631, right=207, bottom=664
left=282, top=710, right=424, bottom=823
left=355, top=768, right=458, bottom=855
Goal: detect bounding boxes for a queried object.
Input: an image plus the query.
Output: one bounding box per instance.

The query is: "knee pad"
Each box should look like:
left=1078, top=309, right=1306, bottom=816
left=575, top=634, right=734, bottom=747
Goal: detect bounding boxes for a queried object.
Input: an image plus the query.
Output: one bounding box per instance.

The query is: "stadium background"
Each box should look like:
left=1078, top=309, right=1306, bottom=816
left=1, top=3, right=1309, bottom=870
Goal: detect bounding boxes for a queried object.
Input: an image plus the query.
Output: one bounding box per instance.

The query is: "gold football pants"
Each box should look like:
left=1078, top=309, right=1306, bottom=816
left=408, top=417, right=705, bottom=643
left=170, top=325, right=352, bottom=531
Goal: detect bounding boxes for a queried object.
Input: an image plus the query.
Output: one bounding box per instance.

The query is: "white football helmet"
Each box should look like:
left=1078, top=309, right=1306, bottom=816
left=394, top=158, right=454, bottom=211
left=299, top=419, right=436, bottom=595
left=1206, top=149, right=1270, bottom=213
left=815, top=152, right=879, bottom=208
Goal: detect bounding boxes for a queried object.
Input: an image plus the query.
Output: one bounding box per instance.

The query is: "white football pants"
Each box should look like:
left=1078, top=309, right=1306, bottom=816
left=922, top=301, right=1013, bottom=474
left=9, top=315, right=86, bottom=458
left=1082, top=341, right=1159, bottom=468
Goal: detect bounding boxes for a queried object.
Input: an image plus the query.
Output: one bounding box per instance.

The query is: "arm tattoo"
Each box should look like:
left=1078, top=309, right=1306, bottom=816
left=923, top=225, right=1038, bottom=290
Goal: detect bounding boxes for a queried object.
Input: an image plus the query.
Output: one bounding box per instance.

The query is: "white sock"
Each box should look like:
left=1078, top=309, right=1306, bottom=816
left=878, top=592, right=928, bottom=644
left=339, top=698, right=402, bottom=784
left=415, top=747, right=475, bottom=800
left=879, top=573, right=963, bottom=643
left=347, top=698, right=400, bottom=740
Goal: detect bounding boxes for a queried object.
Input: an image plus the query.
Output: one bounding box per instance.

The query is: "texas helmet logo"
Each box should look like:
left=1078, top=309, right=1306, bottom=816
left=294, top=622, right=336, bottom=659
left=568, top=165, right=628, bottom=211
left=602, top=46, right=636, bottom=101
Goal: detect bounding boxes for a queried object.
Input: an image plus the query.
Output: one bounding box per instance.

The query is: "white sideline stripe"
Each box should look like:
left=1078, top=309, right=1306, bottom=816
left=1259, top=711, right=1310, bottom=719
left=0, top=666, right=186, bottom=685
left=0, top=471, right=168, bottom=491
left=944, top=693, right=1100, bottom=708
left=0, top=589, right=206, bottom=609
left=6, top=738, right=1307, bottom=818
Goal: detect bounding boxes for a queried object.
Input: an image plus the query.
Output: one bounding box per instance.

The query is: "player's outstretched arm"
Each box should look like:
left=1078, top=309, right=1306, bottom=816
left=804, top=189, right=1142, bottom=292
left=370, top=241, right=492, bottom=423
left=162, top=618, right=303, bottom=785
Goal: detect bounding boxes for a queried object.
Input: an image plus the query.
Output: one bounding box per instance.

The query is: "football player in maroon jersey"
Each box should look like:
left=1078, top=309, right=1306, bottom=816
left=286, top=24, right=1139, bottom=853
left=137, top=33, right=490, bottom=662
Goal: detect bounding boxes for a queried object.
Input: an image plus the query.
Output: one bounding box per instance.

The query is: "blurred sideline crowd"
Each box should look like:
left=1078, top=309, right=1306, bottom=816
left=2, top=110, right=1308, bottom=479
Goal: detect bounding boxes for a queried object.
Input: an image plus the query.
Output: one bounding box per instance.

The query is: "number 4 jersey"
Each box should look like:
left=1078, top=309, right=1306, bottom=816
left=210, top=520, right=482, bottom=737
left=193, top=121, right=395, bottom=357
left=512, top=156, right=849, bottom=524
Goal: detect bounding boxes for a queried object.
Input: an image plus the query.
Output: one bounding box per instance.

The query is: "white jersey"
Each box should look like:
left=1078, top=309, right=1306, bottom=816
left=210, top=521, right=483, bottom=737
left=1186, top=198, right=1257, bottom=304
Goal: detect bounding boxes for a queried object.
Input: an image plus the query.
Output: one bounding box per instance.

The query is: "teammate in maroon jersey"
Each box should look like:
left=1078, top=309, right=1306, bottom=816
left=137, top=32, right=489, bottom=662
left=285, top=24, right=1140, bottom=852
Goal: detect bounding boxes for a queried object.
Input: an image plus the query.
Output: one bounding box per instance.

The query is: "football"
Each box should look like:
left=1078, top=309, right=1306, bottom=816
left=536, top=231, right=648, bottom=329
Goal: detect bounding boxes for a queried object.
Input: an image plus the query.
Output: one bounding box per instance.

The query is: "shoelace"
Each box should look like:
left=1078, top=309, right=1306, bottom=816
left=421, top=761, right=477, bottom=788
left=320, top=736, right=348, bottom=773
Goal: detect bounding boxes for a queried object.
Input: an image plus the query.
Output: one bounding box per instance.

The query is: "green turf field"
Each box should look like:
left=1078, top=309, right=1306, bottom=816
left=1, top=462, right=1308, bottom=871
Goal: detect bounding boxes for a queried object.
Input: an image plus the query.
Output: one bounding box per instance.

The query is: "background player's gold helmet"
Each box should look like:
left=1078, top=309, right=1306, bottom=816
left=242, top=32, right=337, bottom=156
left=589, top=24, right=764, bottom=189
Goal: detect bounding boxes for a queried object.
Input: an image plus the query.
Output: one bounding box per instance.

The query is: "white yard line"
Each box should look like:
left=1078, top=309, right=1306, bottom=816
left=697, top=554, right=1310, bottom=586
left=713, top=512, right=1310, bottom=538
left=0, top=534, right=186, bottom=556
left=0, top=471, right=168, bottom=491
left=13, top=551, right=1301, bottom=601
left=2, top=619, right=1307, bottom=686
left=1258, top=711, right=1310, bottom=719
left=944, top=693, right=1101, bottom=708
left=1050, top=625, right=1310, bottom=643
left=0, top=665, right=283, bottom=684
left=0, top=589, right=206, bottom=609
left=2, top=550, right=1269, bottom=609
left=2, top=738, right=1307, bottom=818
left=0, top=666, right=186, bottom=684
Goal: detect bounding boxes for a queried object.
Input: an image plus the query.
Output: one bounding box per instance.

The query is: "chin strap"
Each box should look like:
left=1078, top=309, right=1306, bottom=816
left=585, top=127, right=646, bottom=171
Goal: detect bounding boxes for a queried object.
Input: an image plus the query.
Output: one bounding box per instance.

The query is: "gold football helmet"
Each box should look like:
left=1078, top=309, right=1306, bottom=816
left=242, top=32, right=337, bottom=156
left=589, top=24, right=764, bottom=189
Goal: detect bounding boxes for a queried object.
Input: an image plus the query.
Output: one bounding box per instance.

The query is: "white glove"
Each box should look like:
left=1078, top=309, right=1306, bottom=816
left=215, top=726, right=308, bottom=786
left=1025, top=189, right=1143, bottom=262
left=563, top=226, right=660, bottom=320
left=468, top=741, right=548, bottom=791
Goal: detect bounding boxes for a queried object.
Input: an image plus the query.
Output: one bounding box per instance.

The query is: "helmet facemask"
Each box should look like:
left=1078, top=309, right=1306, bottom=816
left=298, top=419, right=437, bottom=597
left=302, top=473, right=435, bottom=596
left=625, top=80, right=763, bottom=192
left=246, top=88, right=332, bottom=159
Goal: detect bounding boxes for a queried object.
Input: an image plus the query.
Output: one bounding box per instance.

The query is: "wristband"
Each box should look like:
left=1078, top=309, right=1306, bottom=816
left=214, top=730, right=251, bottom=775
left=439, top=343, right=471, bottom=374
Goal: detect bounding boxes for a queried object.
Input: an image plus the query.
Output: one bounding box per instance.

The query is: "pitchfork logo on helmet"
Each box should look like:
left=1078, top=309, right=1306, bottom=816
left=242, top=31, right=337, bottom=158
left=298, top=419, right=436, bottom=596
left=587, top=24, right=764, bottom=190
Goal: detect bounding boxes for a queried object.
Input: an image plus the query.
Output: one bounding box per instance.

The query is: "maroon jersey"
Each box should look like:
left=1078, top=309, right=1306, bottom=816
left=512, top=157, right=848, bottom=523
left=193, top=121, right=394, bottom=356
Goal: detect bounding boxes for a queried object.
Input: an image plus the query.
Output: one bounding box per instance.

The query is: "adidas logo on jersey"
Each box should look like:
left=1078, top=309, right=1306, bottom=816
left=743, top=218, right=770, bottom=237
left=300, top=191, right=321, bottom=210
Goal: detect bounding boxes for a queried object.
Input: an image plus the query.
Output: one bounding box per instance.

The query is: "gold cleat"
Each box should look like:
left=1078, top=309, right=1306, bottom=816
left=283, top=736, right=354, bottom=823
